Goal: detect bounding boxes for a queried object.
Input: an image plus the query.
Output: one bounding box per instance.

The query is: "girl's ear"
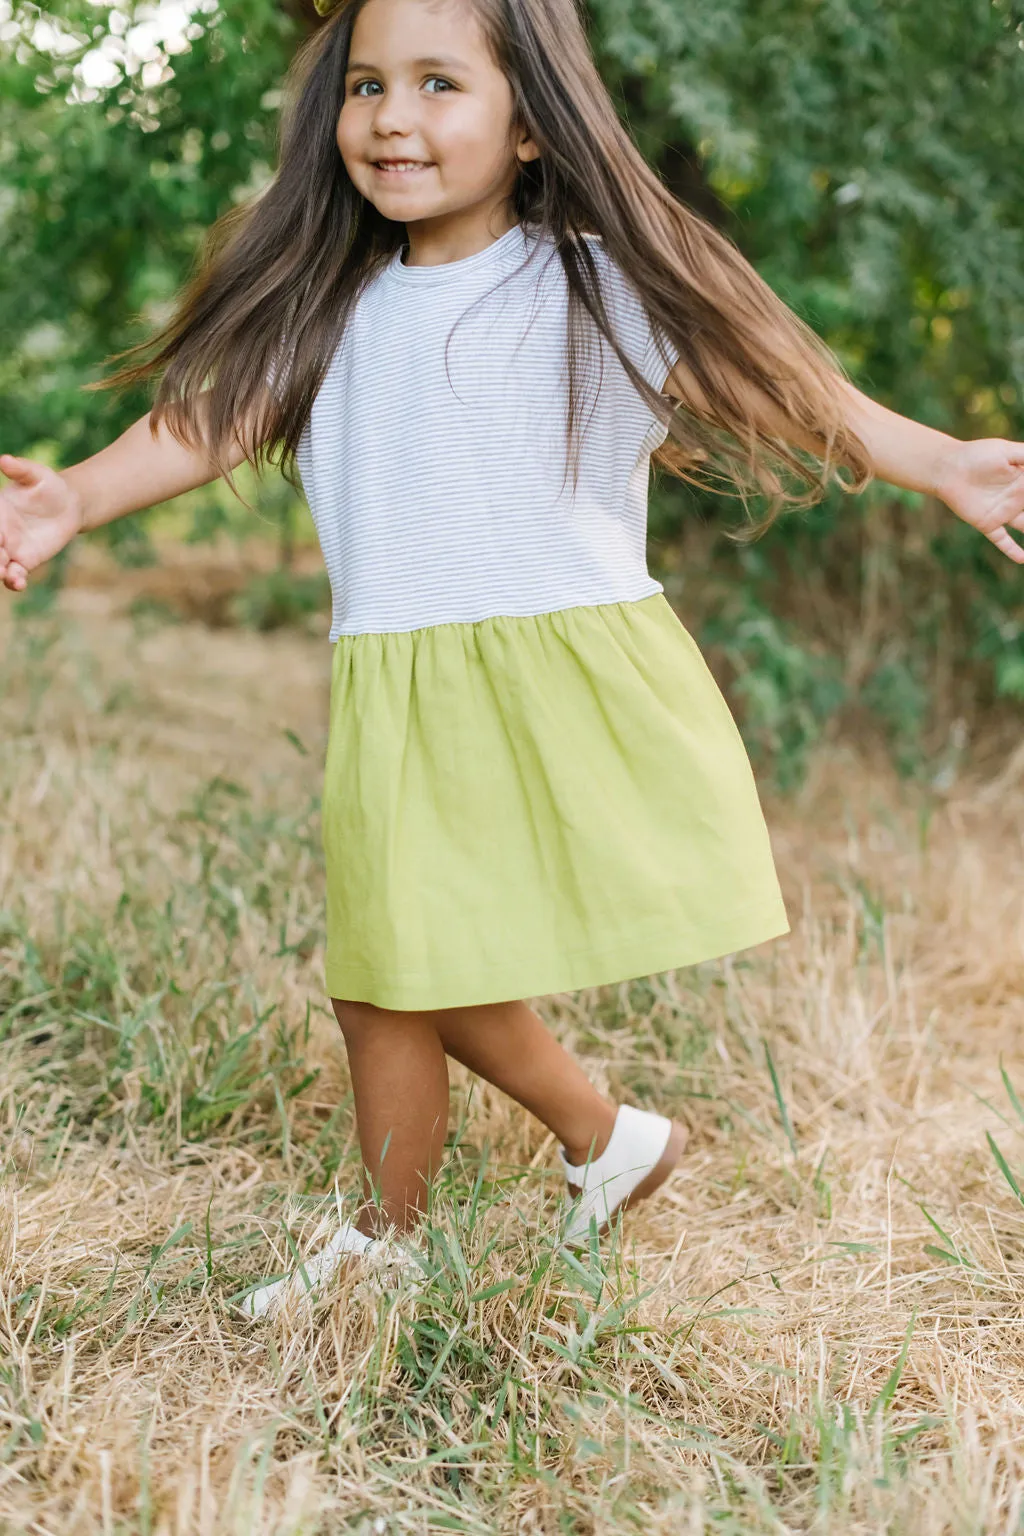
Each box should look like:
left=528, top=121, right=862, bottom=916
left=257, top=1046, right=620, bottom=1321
left=515, top=128, right=541, bottom=165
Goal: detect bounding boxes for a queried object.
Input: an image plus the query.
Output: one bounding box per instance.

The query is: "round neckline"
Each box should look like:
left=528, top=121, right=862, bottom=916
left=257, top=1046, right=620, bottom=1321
left=385, top=222, right=532, bottom=285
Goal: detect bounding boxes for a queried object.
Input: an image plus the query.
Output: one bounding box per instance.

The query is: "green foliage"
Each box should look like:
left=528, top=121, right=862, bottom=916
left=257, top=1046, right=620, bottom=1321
left=703, top=595, right=848, bottom=789
left=590, top=0, right=1024, bottom=427
left=0, top=0, right=296, bottom=461
left=233, top=567, right=332, bottom=631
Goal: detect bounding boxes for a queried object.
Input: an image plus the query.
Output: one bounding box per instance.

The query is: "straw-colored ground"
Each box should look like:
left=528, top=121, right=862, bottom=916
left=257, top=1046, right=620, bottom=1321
left=2, top=560, right=1024, bottom=1535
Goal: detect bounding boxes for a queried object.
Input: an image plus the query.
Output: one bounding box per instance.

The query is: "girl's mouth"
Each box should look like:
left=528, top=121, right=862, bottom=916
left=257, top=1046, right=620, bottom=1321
left=372, top=160, right=434, bottom=176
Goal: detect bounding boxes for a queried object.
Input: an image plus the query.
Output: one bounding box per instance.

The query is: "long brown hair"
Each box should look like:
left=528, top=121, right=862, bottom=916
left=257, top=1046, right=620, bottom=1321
left=104, top=0, right=871, bottom=523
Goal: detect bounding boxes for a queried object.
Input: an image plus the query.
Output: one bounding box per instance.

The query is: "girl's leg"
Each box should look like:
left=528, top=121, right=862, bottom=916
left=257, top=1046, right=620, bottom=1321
left=434, top=999, right=617, bottom=1166
left=332, top=998, right=450, bottom=1235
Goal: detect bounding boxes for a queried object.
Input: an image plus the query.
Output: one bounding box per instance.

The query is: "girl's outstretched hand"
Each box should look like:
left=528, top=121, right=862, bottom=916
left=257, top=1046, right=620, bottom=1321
left=936, top=439, right=1024, bottom=565
left=0, top=454, right=84, bottom=592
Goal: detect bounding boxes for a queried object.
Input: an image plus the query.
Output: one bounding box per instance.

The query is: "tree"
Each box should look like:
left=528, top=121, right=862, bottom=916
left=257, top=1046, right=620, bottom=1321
left=591, top=0, right=1024, bottom=435
left=0, top=1, right=296, bottom=462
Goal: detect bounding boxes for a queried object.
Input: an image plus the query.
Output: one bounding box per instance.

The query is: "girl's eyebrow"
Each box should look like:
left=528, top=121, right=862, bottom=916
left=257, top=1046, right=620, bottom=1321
left=345, top=54, right=471, bottom=74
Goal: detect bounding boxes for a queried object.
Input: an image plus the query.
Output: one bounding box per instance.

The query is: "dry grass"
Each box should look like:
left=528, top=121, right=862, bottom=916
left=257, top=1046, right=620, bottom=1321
left=2, top=575, right=1024, bottom=1535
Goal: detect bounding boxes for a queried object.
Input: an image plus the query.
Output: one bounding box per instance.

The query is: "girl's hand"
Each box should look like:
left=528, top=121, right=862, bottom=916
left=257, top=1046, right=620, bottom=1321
left=0, top=454, right=85, bottom=592
left=935, top=438, right=1024, bottom=565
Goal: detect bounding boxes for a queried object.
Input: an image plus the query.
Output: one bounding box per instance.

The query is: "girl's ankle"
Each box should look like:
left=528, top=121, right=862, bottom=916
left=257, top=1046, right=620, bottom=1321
left=356, top=1201, right=424, bottom=1240
left=562, top=1109, right=617, bottom=1168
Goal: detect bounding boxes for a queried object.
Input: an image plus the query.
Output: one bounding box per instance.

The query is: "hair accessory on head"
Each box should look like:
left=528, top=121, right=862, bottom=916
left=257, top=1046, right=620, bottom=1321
left=313, top=0, right=342, bottom=14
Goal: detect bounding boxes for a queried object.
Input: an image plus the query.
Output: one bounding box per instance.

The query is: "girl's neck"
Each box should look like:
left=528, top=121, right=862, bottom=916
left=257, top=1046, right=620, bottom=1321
left=401, top=206, right=521, bottom=268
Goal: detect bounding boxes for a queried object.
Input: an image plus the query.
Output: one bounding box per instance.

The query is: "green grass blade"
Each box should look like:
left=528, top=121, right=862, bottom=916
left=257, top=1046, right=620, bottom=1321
left=765, top=1043, right=798, bottom=1157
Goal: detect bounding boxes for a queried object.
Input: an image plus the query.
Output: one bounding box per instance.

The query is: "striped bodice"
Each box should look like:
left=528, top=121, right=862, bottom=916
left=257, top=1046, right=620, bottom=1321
left=295, top=223, right=676, bottom=640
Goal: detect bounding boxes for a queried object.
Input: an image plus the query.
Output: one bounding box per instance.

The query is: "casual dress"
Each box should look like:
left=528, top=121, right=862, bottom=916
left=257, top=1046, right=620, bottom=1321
left=295, top=222, right=789, bottom=1010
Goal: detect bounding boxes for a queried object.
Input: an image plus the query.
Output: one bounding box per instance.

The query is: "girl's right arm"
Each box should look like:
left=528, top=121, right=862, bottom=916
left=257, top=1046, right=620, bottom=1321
left=0, top=405, right=250, bottom=593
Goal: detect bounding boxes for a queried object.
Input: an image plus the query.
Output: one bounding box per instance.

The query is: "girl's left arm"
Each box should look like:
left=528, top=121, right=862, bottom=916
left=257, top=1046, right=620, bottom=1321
left=839, top=381, right=1024, bottom=566
left=663, top=353, right=1024, bottom=564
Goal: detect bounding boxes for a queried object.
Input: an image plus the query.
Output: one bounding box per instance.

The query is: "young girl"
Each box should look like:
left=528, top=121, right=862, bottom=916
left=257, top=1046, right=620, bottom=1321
left=3, top=0, right=1023, bottom=1316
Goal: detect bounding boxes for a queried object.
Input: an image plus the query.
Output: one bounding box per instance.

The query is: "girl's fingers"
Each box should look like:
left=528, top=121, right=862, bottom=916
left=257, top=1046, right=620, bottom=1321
left=0, top=454, right=42, bottom=488
left=987, top=525, right=1024, bottom=565
left=3, top=562, right=28, bottom=592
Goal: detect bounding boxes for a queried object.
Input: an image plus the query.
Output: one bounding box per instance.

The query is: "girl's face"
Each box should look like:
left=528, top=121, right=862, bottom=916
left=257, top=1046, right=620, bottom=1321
left=337, top=0, right=538, bottom=241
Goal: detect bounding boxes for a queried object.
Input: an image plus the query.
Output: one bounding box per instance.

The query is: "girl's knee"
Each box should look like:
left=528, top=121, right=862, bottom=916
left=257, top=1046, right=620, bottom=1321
left=331, top=997, right=440, bottom=1043
left=331, top=996, right=528, bottom=1050
left=332, top=996, right=391, bottom=1041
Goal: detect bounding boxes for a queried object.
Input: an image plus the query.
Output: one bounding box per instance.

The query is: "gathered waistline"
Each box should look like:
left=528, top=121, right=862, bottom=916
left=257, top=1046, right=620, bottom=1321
left=329, top=587, right=666, bottom=644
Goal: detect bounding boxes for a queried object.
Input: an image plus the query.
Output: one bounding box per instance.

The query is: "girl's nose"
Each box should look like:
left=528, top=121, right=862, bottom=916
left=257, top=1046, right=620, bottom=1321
left=369, top=88, right=418, bottom=136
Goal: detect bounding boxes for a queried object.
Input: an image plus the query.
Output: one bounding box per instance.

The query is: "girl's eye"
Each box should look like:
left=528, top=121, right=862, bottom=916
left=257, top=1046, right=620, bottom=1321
left=349, top=76, right=455, bottom=98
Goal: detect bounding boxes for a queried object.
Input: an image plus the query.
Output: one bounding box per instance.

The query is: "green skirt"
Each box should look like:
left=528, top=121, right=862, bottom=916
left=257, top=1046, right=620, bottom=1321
left=321, top=594, right=788, bottom=1010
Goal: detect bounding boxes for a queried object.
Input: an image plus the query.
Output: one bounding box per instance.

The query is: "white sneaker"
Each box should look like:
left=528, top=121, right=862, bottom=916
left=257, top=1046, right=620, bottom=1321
left=559, top=1103, right=687, bottom=1247
left=238, top=1217, right=420, bottom=1319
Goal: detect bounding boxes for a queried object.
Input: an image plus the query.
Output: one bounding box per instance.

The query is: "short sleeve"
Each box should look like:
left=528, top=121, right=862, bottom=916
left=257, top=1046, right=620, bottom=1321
left=643, top=318, right=680, bottom=395
left=583, top=234, right=680, bottom=394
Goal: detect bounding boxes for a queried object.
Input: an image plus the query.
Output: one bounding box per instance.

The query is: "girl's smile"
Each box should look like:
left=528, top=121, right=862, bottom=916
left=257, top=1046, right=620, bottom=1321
left=371, top=158, right=436, bottom=177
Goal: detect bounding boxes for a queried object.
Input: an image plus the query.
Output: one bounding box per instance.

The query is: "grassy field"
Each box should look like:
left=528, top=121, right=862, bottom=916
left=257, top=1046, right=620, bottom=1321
left=2, top=561, right=1024, bottom=1535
